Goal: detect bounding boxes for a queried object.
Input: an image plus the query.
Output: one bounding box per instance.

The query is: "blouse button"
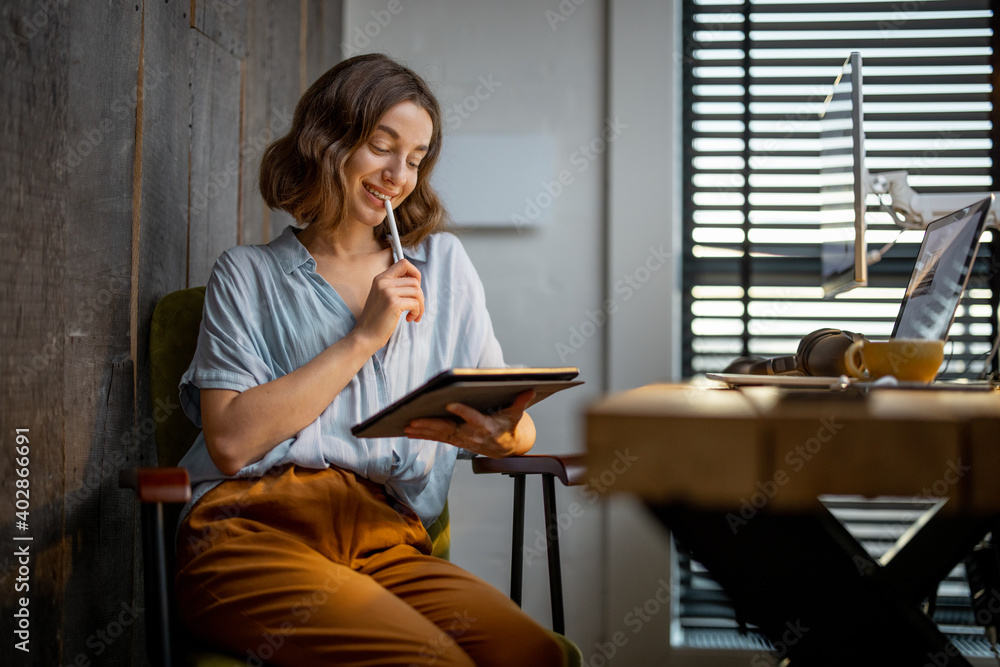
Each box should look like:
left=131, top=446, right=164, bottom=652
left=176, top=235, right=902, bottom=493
left=373, top=361, right=381, bottom=372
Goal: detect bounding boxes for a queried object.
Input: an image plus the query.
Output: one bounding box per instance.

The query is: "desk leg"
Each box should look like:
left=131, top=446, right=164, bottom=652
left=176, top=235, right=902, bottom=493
left=875, top=511, right=1000, bottom=608
left=655, top=505, right=976, bottom=667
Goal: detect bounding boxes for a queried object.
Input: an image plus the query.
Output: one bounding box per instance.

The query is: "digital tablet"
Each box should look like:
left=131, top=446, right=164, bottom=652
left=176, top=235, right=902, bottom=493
left=351, top=367, right=583, bottom=438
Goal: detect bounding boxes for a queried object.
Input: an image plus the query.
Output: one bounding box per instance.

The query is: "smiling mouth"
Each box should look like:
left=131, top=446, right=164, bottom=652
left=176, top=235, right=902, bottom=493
left=364, top=184, right=396, bottom=202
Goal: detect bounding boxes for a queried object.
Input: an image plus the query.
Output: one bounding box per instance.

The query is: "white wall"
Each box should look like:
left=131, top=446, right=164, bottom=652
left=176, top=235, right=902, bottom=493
left=607, top=0, right=682, bottom=391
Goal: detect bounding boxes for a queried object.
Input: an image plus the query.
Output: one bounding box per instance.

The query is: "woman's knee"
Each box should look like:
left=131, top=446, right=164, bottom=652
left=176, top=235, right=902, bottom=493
left=463, top=617, right=566, bottom=667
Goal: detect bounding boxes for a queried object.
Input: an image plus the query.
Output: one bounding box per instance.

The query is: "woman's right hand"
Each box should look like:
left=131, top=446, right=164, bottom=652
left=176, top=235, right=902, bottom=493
left=353, top=259, right=424, bottom=347
left=202, top=259, right=423, bottom=475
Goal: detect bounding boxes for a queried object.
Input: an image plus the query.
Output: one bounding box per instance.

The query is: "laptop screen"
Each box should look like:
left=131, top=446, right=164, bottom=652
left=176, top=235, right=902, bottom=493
left=892, top=196, right=991, bottom=341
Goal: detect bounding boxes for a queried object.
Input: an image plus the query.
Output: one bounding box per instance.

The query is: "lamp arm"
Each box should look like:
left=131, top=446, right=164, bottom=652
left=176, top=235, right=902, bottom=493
left=869, top=170, right=1000, bottom=230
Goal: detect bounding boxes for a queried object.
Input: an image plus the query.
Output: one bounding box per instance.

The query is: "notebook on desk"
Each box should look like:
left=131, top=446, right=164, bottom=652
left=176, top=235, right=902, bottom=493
left=709, top=196, right=994, bottom=389
left=705, top=373, right=850, bottom=389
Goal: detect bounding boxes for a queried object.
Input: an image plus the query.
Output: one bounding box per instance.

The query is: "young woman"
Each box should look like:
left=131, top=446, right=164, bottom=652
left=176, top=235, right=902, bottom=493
left=173, top=54, right=566, bottom=666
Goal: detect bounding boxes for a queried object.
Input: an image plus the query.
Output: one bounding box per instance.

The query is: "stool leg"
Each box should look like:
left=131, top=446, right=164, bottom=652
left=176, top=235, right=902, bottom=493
left=510, top=474, right=526, bottom=605
left=542, top=474, right=565, bottom=634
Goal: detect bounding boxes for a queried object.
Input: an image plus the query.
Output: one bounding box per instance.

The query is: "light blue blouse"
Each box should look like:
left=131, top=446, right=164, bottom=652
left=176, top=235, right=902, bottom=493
left=176, top=225, right=504, bottom=526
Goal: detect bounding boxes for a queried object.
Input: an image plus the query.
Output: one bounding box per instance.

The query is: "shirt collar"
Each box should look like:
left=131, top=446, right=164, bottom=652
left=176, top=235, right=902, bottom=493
left=269, top=225, right=428, bottom=273
left=270, top=225, right=315, bottom=274
left=396, top=236, right=428, bottom=263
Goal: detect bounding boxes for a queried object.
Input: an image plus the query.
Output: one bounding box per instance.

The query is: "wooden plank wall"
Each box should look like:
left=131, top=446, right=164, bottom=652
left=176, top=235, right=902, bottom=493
left=0, top=1, right=342, bottom=665
left=0, top=1, right=71, bottom=666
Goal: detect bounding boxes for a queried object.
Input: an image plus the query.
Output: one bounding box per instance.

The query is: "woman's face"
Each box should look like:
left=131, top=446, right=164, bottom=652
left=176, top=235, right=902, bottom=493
left=343, top=100, right=434, bottom=230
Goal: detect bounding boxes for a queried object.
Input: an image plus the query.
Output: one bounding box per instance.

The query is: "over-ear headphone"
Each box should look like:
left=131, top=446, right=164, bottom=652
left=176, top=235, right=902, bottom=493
left=723, top=328, right=868, bottom=377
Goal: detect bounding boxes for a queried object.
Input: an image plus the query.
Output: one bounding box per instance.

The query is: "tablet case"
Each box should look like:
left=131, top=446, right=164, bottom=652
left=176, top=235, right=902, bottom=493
left=351, top=367, right=583, bottom=438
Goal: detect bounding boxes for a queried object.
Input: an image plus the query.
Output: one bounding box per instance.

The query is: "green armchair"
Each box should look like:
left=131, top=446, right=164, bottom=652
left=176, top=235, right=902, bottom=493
left=120, top=286, right=582, bottom=667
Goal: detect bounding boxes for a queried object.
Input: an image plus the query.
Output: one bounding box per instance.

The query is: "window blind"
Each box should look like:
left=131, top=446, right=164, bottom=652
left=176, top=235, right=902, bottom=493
left=681, top=0, right=998, bottom=380
left=677, top=0, right=998, bottom=654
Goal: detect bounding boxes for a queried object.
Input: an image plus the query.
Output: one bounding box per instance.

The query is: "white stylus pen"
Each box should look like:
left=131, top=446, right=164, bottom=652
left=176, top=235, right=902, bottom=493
left=384, top=198, right=404, bottom=263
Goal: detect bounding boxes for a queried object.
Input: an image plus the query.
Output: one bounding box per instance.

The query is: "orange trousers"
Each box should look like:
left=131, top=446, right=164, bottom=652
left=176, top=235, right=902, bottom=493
left=175, top=465, right=566, bottom=666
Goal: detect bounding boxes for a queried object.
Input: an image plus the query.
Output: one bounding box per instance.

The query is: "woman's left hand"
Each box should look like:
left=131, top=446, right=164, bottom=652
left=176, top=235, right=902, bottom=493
left=403, top=390, right=536, bottom=458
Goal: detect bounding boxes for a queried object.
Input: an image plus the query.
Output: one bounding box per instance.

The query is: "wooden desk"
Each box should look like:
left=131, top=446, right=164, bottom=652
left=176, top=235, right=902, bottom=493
left=587, top=383, right=1000, bottom=511
left=586, top=383, right=1000, bottom=666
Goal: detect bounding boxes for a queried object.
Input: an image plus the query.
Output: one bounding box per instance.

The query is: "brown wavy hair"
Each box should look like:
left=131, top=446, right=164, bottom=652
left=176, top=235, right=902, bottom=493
left=259, top=54, right=448, bottom=246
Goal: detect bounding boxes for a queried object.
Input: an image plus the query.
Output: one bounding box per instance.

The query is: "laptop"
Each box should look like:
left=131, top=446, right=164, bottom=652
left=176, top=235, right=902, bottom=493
left=709, top=195, right=993, bottom=388
left=892, top=196, right=991, bottom=341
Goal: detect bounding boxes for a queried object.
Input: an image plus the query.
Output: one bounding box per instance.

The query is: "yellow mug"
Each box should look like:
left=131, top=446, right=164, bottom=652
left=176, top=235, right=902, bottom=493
left=843, top=338, right=945, bottom=383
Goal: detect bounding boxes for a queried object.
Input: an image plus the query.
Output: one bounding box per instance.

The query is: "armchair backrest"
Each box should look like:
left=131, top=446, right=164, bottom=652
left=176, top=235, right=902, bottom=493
left=149, top=286, right=207, bottom=467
